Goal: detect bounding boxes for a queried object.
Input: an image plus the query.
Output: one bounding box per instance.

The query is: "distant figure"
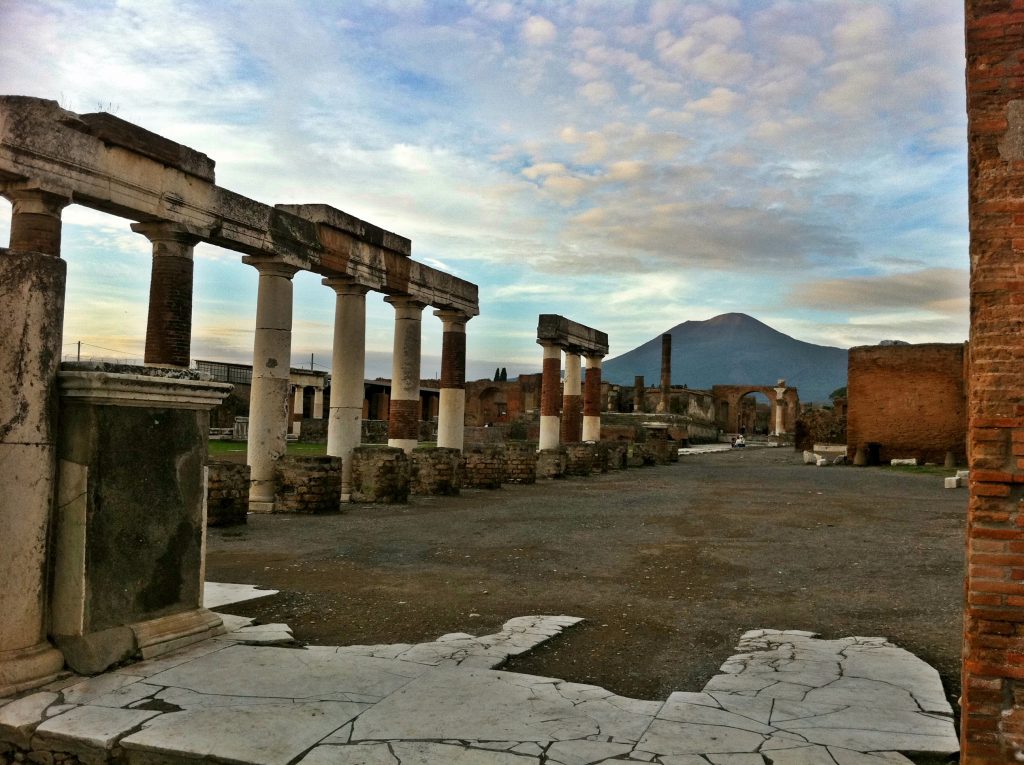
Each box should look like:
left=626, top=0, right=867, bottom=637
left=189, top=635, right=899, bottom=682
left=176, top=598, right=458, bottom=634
left=733, top=435, right=746, bottom=448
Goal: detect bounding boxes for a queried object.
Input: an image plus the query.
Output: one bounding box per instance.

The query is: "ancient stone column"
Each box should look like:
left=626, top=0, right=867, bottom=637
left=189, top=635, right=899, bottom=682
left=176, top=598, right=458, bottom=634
left=131, top=222, right=202, bottom=368
left=656, top=333, right=671, bottom=413
left=313, top=388, right=324, bottom=419
left=291, top=385, right=304, bottom=437
left=583, top=355, right=603, bottom=442
left=560, top=352, right=583, bottom=443
left=243, top=257, right=300, bottom=513
left=0, top=187, right=70, bottom=696
left=539, top=342, right=562, bottom=450
left=634, top=375, right=645, bottom=412
left=773, top=385, right=787, bottom=435
left=325, top=279, right=369, bottom=502
left=386, top=296, right=425, bottom=453
left=435, top=309, right=469, bottom=451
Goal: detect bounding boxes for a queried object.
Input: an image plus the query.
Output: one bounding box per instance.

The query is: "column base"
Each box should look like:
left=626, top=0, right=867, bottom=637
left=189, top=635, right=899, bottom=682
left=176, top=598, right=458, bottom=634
left=248, top=500, right=275, bottom=514
left=539, top=416, right=560, bottom=451
left=0, top=642, right=65, bottom=698
left=388, top=438, right=418, bottom=454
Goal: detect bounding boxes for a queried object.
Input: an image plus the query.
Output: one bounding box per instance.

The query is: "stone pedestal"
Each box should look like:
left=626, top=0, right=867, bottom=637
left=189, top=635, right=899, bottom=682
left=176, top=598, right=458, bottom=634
left=565, top=443, right=596, bottom=476
left=0, top=247, right=67, bottom=697
left=536, top=448, right=567, bottom=480
left=411, top=447, right=462, bottom=496
left=350, top=446, right=411, bottom=503
left=51, top=365, right=232, bottom=674
left=503, top=443, right=538, bottom=484
left=461, top=446, right=505, bottom=489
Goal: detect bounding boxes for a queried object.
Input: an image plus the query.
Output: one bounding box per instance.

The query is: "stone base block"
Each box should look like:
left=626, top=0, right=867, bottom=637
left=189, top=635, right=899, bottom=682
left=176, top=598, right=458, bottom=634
left=248, top=500, right=275, bottom=513
left=564, top=444, right=596, bottom=476
left=351, top=446, right=411, bottom=503
left=945, top=476, right=962, bottom=489
left=628, top=443, right=655, bottom=467
left=0, top=642, right=65, bottom=698
left=891, top=458, right=918, bottom=466
left=411, top=448, right=462, bottom=496
left=536, top=448, right=567, bottom=480
left=503, top=443, right=538, bottom=484
left=274, top=456, right=342, bottom=513
left=461, top=446, right=504, bottom=489
left=600, top=442, right=627, bottom=470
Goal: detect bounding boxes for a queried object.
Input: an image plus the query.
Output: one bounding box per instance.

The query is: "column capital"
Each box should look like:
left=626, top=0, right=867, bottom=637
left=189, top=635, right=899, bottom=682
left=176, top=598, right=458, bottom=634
left=384, top=294, right=428, bottom=311
left=322, top=276, right=371, bottom=296
left=1, top=185, right=72, bottom=214
left=242, top=256, right=302, bottom=279
left=434, top=308, right=470, bottom=329
left=130, top=220, right=206, bottom=248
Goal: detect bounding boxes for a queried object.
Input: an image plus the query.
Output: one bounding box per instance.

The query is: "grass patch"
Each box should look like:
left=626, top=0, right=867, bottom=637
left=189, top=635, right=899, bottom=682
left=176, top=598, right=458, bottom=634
left=883, top=463, right=953, bottom=477
left=207, top=440, right=328, bottom=457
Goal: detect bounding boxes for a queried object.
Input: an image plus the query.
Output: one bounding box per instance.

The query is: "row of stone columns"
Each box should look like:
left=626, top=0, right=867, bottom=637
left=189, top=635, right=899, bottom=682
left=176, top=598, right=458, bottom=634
left=538, top=343, right=604, bottom=450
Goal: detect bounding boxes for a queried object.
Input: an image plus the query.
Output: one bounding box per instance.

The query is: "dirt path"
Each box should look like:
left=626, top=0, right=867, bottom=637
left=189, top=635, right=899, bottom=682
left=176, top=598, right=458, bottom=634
left=205, top=446, right=965, bottom=714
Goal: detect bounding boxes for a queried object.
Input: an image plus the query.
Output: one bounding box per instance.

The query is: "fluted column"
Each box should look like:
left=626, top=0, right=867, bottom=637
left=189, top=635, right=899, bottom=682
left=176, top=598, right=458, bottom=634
left=386, top=296, right=425, bottom=453
left=325, top=279, right=369, bottom=502
left=539, top=342, right=562, bottom=450
left=582, top=355, right=603, bottom=442
left=560, top=351, right=582, bottom=443
left=131, top=222, right=202, bottom=368
left=0, top=186, right=70, bottom=696
left=243, top=257, right=300, bottom=512
left=435, top=309, right=469, bottom=451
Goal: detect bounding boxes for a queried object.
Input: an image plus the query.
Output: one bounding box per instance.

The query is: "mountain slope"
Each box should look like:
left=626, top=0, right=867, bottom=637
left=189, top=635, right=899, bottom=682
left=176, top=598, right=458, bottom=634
left=602, top=313, right=847, bottom=402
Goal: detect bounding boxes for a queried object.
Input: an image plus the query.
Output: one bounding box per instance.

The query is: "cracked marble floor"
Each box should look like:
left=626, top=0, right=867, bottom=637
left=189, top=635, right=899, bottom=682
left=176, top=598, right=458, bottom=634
left=0, top=584, right=958, bottom=764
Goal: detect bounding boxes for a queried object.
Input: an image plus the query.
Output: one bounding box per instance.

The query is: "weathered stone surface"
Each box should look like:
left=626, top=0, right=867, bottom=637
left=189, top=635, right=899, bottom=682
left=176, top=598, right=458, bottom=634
left=411, top=447, right=462, bottom=495
left=273, top=455, right=341, bottom=514
left=461, top=446, right=504, bottom=489
left=350, top=446, right=410, bottom=503
left=206, top=461, right=250, bottom=526
left=32, top=705, right=159, bottom=756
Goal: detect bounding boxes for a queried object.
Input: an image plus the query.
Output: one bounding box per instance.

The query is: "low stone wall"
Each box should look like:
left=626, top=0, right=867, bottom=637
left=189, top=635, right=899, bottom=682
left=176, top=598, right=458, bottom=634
left=411, top=447, right=462, bottom=495
left=536, top=447, right=567, bottom=479
left=565, top=443, right=596, bottom=476
left=461, top=446, right=504, bottom=489
left=297, top=417, right=328, bottom=443
left=464, top=425, right=509, bottom=446
left=206, top=461, right=250, bottom=526
left=627, top=443, right=655, bottom=467
left=351, top=446, right=410, bottom=503
left=274, top=456, right=342, bottom=513
left=503, top=443, right=538, bottom=484
left=600, top=441, right=628, bottom=471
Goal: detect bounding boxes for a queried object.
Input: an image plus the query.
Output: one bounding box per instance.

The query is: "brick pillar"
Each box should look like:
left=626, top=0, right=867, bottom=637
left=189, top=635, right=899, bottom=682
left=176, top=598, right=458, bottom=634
left=962, top=3, right=1024, bottom=759
left=386, top=296, right=425, bottom=453
left=131, top=222, right=201, bottom=368
left=0, top=187, right=70, bottom=696
left=583, top=355, right=603, bottom=442
left=539, top=342, right=562, bottom=450
left=656, top=333, right=671, bottom=413
left=435, top=309, right=469, bottom=451
left=243, top=257, right=299, bottom=513
left=324, top=279, right=369, bottom=502
left=560, top=351, right=582, bottom=443
left=634, top=375, right=645, bottom=412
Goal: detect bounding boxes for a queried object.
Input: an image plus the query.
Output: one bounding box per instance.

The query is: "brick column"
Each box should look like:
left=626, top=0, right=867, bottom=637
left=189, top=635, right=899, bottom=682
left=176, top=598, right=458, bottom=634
left=325, top=279, right=369, bottom=502
left=583, top=355, right=603, bottom=442
left=435, top=309, right=469, bottom=451
left=656, top=333, right=671, bottom=413
left=560, top=351, right=583, bottom=443
left=243, top=257, right=299, bottom=512
left=131, top=222, right=201, bottom=368
left=539, top=342, right=562, bottom=450
left=634, top=375, right=645, bottom=413
left=386, top=296, right=425, bottom=453
left=0, top=187, right=70, bottom=696
left=962, top=3, right=1024, bottom=759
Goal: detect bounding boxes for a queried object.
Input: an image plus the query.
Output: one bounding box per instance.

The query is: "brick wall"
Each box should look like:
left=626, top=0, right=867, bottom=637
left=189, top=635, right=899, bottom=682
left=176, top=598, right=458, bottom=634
left=503, top=443, right=538, bottom=484
left=846, top=344, right=967, bottom=465
left=536, top=447, right=567, bottom=479
left=565, top=443, right=596, bottom=476
left=461, top=446, right=504, bottom=489
left=274, top=456, right=341, bottom=513
left=206, top=461, right=250, bottom=526
left=962, top=2, right=1024, bottom=759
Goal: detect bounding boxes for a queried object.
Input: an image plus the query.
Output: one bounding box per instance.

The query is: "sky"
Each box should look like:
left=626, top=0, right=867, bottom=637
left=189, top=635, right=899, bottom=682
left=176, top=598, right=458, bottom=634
left=0, top=0, right=968, bottom=379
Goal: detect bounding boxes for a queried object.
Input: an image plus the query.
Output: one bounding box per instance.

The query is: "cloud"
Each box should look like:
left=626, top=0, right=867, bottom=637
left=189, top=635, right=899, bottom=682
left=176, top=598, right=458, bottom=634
left=521, top=15, right=556, bottom=46
left=787, top=268, right=968, bottom=313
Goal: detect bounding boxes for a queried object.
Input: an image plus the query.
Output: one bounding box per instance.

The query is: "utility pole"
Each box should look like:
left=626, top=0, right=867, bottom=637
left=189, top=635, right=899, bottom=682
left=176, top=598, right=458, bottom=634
left=310, top=353, right=314, bottom=370
left=77, top=341, right=81, bottom=361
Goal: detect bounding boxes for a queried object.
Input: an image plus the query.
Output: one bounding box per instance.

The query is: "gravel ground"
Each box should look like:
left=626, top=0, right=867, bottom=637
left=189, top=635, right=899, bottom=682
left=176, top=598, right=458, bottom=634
left=205, top=446, right=965, bottom=724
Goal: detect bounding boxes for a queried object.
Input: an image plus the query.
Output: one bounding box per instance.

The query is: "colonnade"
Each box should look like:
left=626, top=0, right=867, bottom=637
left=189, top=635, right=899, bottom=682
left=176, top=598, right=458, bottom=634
left=536, top=314, right=609, bottom=450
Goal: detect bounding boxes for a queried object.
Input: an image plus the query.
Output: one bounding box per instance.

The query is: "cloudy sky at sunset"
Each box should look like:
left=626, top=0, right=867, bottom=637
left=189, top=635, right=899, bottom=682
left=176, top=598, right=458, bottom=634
left=0, top=0, right=968, bottom=378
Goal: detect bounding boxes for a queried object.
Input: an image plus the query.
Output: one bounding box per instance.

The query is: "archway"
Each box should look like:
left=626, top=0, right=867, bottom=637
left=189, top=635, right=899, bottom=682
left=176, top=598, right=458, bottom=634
left=736, top=391, right=771, bottom=436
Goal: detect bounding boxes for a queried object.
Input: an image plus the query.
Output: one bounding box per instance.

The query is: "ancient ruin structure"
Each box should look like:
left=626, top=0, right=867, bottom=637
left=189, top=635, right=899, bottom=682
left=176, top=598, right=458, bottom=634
left=655, top=334, right=672, bottom=413
left=536, top=315, right=609, bottom=450
left=845, top=343, right=967, bottom=465
left=962, top=4, right=1024, bottom=758
left=712, top=383, right=798, bottom=436
left=0, top=97, right=478, bottom=693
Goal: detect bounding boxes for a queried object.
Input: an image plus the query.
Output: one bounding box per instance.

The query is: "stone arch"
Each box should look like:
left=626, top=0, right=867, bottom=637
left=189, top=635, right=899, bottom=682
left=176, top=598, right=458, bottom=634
left=712, top=383, right=800, bottom=435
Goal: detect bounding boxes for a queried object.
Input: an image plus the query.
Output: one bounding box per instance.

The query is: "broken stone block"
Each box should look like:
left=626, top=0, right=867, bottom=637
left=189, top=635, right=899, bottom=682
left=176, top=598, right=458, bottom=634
left=944, top=477, right=962, bottom=489
left=890, top=458, right=918, bottom=466
left=803, top=451, right=817, bottom=465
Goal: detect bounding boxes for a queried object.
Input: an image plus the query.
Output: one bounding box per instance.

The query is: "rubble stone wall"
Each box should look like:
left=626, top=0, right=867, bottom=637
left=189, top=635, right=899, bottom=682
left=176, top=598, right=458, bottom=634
left=206, top=461, right=249, bottom=526
left=350, top=446, right=410, bottom=503
left=274, top=456, right=342, bottom=514
left=503, top=443, right=538, bottom=484
left=461, top=446, right=504, bottom=489
left=411, top=447, right=462, bottom=495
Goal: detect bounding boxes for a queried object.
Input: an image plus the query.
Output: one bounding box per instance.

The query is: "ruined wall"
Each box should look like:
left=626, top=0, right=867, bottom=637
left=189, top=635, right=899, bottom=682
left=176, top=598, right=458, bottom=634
left=274, top=456, right=342, bottom=513
left=350, top=446, right=410, bottom=503
left=846, top=344, right=966, bottom=464
left=461, top=446, right=504, bottom=489
left=503, top=443, right=538, bottom=484
left=411, top=447, right=461, bottom=495
left=206, top=461, right=250, bottom=526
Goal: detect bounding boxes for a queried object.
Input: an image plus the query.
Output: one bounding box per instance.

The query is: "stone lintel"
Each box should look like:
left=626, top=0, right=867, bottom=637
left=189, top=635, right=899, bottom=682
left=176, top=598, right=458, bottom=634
left=58, top=368, right=233, bottom=410
left=537, top=314, right=609, bottom=356
left=76, top=111, right=216, bottom=182
left=0, top=97, right=479, bottom=317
